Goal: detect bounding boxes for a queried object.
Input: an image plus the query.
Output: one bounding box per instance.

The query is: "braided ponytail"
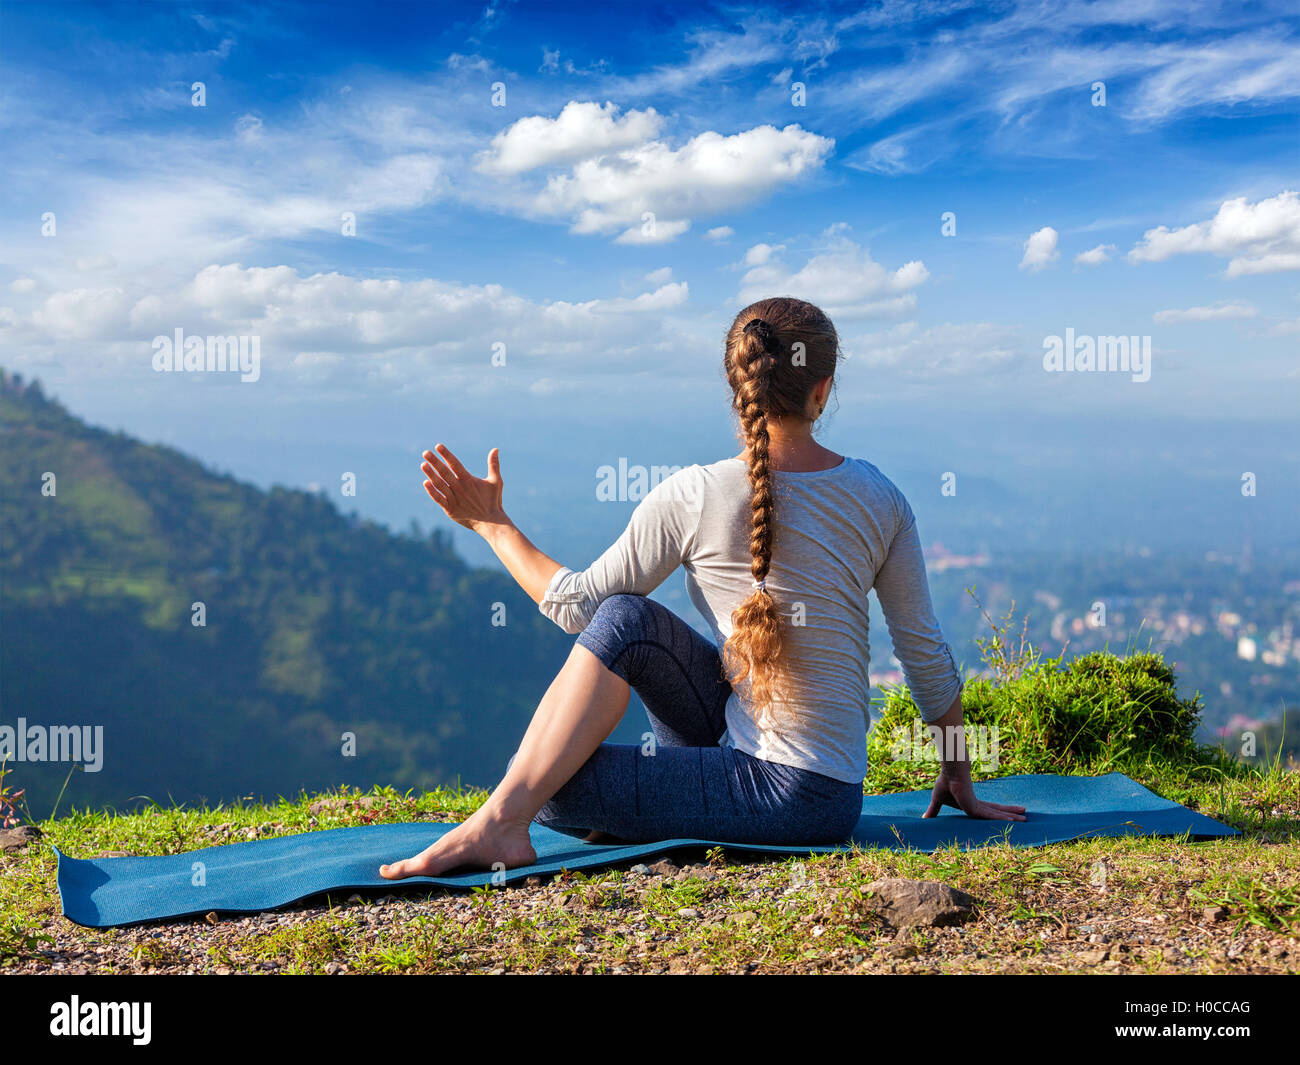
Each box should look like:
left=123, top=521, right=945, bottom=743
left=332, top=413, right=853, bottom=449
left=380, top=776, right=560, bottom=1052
left=722, top=321, right=786, bottom=720
left=721, top=298, right=841, bottom=725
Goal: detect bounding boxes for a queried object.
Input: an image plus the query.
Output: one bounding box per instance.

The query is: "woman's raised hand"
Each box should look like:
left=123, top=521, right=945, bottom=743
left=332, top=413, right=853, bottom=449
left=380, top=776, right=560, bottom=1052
left=421, top=444, right=506, bottom=532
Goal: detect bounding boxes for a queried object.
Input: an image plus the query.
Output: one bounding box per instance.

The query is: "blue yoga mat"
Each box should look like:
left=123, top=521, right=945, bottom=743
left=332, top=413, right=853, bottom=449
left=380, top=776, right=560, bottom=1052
left=56, top=772, right=1237, bottom=927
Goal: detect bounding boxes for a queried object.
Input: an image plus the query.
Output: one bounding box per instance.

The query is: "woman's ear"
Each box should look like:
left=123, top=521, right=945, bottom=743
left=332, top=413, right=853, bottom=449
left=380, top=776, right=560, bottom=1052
left=816, top=375, right=833, bottom=407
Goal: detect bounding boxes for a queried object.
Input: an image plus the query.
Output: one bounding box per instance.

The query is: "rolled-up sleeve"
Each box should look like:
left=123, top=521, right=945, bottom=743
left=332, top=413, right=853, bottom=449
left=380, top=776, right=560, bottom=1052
left=539, top=468, right=702, bottom=635
left=873, top=498, right=963, bottom=722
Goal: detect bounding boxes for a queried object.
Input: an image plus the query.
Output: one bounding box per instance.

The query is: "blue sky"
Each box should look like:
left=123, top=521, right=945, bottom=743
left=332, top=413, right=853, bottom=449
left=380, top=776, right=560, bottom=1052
left=2, top=0, right=1298, bottom=562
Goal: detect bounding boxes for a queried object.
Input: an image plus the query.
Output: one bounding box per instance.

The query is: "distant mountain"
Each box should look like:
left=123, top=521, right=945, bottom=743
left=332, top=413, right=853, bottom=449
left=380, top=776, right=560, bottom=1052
left=0, top=370, right=574, bottom=813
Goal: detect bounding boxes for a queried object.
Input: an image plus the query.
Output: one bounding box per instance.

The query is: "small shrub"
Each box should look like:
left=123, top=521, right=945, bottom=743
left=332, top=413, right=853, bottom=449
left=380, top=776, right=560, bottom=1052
left=868, top=590, right=1204, bottom=786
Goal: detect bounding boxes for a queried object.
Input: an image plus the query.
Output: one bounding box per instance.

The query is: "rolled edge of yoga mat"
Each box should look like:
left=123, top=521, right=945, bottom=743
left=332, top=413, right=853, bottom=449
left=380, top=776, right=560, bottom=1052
left=54, top=772, right=1239, bottom=928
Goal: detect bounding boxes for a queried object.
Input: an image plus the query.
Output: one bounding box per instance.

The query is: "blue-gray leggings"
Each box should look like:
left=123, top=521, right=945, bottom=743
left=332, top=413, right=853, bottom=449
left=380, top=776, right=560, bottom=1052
left=526, top=593, right=863, bottom=845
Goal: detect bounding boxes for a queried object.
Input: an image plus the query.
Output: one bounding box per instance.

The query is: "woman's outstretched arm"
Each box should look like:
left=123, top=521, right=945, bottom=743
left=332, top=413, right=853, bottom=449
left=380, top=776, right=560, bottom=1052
left=874, top=496, right=1026, bottom=822
left=420, top=444, right=562, bottom=604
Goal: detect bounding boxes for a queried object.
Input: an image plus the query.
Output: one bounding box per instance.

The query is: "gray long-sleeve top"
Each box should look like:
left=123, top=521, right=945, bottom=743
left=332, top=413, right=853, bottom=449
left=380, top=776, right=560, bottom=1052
left=538, top=456, right=963, bottom=783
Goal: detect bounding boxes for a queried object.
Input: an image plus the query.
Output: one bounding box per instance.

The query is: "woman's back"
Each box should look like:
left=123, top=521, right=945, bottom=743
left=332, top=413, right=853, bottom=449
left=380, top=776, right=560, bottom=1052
left=540, top=454, right=963, bottom=784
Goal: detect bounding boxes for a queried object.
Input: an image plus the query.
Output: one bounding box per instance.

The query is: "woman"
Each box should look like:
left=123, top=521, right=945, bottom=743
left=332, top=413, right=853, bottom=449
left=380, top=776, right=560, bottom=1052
left=380, top=297, right=1024, bottom=880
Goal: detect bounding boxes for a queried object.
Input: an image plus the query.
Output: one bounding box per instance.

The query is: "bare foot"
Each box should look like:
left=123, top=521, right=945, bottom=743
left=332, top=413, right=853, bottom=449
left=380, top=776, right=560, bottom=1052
left=378, top=809, right=536, bottom=879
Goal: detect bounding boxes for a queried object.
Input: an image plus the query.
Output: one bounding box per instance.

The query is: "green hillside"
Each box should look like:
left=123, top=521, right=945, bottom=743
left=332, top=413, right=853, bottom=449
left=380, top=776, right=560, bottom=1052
left=0, top=370, right=573, bottom=812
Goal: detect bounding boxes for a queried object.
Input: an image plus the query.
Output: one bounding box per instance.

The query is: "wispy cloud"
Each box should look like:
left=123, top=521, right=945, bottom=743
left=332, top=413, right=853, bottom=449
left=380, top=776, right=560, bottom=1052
left=1152, top=301, right=1258, bottom=324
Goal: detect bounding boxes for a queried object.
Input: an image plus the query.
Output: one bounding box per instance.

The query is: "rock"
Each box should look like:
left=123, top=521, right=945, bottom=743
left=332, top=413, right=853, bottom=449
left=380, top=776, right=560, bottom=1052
left=647, top=858, right=678, bottom=876
left=0, top=825, right=41, bottom=852
left=860, top=878, right=979, bottom=929
left=629, top=864, right=651, bottom=876
left=205, top=912, right=219, bottom=925
left=889, top=943, right=919, bottom=959
left=675, top=907, right=700, bottom=919
left=1203, top=905, right=1228, bottom=923
left=1076, top=949, right=1108, bottom=964
left=324, top=961, right=345, bottom=975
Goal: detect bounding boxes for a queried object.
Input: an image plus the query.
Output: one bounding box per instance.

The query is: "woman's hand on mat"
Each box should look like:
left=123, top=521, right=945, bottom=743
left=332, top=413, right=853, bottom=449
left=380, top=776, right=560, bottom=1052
left=420, top=444, right=508, bottom=533
left=923, top=768, right=1027, bottom=821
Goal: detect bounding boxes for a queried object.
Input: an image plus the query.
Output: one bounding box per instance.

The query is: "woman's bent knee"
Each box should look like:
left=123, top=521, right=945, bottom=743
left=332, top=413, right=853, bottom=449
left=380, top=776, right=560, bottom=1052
left=575, top=594, right=657, bottom=674
left=588, top=593, right=655, bottom=630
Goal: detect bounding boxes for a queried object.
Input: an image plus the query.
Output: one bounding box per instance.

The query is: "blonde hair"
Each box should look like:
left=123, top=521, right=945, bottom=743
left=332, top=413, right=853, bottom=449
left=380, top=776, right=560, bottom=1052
left=720, top=296, right=841, bottom=723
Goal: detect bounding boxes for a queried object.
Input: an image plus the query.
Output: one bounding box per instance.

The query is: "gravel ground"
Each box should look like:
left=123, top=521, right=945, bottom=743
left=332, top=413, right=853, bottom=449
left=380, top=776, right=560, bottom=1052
left=5, top=848, right=1296, bottom=975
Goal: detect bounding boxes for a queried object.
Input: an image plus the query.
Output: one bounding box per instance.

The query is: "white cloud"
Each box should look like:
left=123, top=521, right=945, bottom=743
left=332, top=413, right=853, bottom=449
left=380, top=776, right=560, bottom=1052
left=31, top=287, right=131, bottom=341
left=842, top=320, right=1021, bottom=376
left=1153, top=302, right=1258, bottom=323
left=614, top=219, right=691, bottom=245
left=8, top=265, right=691, bottom=380
left=825, top=3, right=1300, bottom=173
left=1074, top=243, right=1115, bottom=266
left=74, top=255, right=117, bottom=273
left=1020, top=227, right=1060, bottom=271
left=844, top=135, right=904, bottom=175
left=705, top=226, right=734, bottom=241
left=9, top=278, right=37, bottom=293
left=605, top=20, right=795, bottom=98
left=530, top=122, right=833, bottom=242
left=235, top=114, right=264, bottom=144
left=1128, top=190, right=1300, bottom=276
left=475, top=101, right=663, bottom=176
left=643, top=267, right=674, bottom=285
left=736, top=236, right=928, bottom=319
left=744, top=243, right=784, bottom=266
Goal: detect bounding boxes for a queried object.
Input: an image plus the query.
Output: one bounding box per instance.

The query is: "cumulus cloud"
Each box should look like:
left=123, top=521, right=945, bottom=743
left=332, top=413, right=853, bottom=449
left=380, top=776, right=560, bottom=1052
left=1128, top=190, right=1300, bottom=276
left=1152, top=301, right=1258, bottom=323
left=30, top=286, right=132, bottom=341
left=744, top=243, right=784, bottom=266
left=8, top=264, right=691, bottom=379
left=705, top=226, right=734, bottom=240
left=529, top=122, right=833, bottom=242
left=475, top=101, right=663, bottom=176
left=1074, top=243, right=1115, bottom=266
left=736, top=236, right=929, bottom=319
left=1019, top=227, right=1060, bottom=271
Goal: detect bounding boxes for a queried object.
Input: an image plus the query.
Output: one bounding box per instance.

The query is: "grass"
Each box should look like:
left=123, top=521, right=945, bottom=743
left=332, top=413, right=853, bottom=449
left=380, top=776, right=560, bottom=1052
left=1, top=593, right=1296, bottom=975
left=1, top=781, right=1295, bottom=973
